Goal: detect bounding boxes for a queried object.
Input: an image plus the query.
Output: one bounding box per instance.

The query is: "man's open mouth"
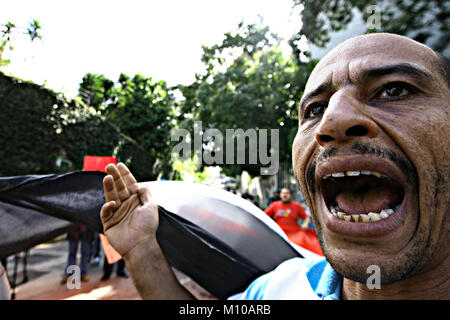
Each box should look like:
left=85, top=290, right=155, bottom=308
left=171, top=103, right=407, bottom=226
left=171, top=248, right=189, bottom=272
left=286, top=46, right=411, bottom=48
left=321, top=169, right=404, bottom=223
left=315, top=155, right=409, bottom=231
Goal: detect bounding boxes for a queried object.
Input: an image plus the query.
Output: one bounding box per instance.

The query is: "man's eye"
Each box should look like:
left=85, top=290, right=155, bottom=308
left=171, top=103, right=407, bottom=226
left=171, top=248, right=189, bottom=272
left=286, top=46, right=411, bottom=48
left=374, top=82, right=417, bottom=100
left=304, top=102, right=328, bottom=119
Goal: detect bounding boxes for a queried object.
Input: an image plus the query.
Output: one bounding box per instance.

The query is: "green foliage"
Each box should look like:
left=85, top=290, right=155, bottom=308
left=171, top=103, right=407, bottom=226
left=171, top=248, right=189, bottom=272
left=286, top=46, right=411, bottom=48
left=26, top=20, right=42, bottom=42
left=178, top=22, right=316, bottom=177
left=0, top=72, right=72, bottom=175
left=0, top=71, right=175, bottom=181
left=172, top=159, right=211, bottom=183
left=76, top=73, right=176, bottom=181
left=78, top=73, right=114, bottom=111
left=0, top=19, right=42, bottom=67
left=292, top=0, right=449, bottom=55
left=0, top=71, right=123, bottom=176
left=60, top=113, right=122, bottom=171
left=1, top=20, right=318, bottom=181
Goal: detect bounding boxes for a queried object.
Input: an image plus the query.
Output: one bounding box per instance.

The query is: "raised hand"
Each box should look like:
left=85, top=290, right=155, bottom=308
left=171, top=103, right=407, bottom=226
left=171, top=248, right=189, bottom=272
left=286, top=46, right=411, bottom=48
left=100, top=163, right=159, bottom=259
left=99, top=163, right=194, bottom=299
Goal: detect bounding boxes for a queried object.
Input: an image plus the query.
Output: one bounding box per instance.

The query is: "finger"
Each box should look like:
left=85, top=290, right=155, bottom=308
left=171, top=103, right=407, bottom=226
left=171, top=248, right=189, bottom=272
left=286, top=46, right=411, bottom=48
left=105, top=163, right=116, bottom=173
left=106, top=164, right=130, bottom=201
left=100, top=200, right=116, bottom=226
left=103, top=175, right=121, bottom=206
left=117, top=163, right=139, bottom=194
left=138, top=186, right=153, bottom=205
left=105, top=194, right=140, bottom=230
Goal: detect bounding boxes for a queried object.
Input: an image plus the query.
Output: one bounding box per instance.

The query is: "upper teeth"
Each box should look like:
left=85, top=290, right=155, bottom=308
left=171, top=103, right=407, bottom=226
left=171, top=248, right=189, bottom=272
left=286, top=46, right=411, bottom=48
left=323, top=170, right=383, bottom=179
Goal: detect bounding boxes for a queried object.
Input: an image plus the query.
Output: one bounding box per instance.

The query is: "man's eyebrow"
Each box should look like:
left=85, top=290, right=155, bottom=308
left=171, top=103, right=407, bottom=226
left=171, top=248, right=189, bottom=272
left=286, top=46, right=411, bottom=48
left=359, top=63, right=435, bottom=83
left=299, top=82, right=332, bottom=113
left=299, top=63, right=435, bottom=114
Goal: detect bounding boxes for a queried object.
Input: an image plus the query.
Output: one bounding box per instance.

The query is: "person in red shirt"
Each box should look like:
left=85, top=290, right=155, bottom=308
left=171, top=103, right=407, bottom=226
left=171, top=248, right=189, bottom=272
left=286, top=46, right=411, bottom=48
left=265, top=188, right=323, bottom=256
left=265, top=188, right=309, bottom=231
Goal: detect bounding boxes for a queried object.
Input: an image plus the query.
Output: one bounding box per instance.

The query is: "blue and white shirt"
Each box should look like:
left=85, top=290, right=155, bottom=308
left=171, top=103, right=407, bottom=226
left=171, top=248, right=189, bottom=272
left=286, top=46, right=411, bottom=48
left=229, top=257, right=342, bottom=300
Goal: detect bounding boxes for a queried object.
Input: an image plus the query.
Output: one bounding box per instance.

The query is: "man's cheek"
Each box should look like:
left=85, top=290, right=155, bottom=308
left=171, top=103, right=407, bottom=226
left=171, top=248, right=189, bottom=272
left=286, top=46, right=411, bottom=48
left=293, top=135, right=317, bottom=208
left=292, top=145, right=308, bottom=189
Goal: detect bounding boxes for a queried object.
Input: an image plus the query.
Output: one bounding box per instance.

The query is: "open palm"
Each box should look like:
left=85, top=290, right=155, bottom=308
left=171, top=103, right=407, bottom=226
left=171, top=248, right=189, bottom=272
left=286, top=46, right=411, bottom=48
left=100, top=163, right=159, bottom=258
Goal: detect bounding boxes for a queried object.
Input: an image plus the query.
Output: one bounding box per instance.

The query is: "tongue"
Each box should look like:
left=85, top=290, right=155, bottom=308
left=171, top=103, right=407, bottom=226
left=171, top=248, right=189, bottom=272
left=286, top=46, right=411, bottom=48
left=335, top=185, right=402, bottom=215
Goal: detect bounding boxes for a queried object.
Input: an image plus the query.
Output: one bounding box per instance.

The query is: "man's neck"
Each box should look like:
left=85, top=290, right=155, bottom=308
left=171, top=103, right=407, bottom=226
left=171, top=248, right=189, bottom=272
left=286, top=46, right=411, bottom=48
left=341, top=255, right=449, bottom=300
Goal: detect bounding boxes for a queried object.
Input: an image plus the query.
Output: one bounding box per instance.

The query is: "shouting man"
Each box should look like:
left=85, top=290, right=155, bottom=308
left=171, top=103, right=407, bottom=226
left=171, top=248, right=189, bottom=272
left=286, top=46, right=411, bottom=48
left=100, top=33, right=449, bottom=300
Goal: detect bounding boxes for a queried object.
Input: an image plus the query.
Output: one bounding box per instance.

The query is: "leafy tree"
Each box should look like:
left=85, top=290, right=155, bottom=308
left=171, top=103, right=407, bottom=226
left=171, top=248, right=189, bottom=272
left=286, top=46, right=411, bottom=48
left=291, top=0, right=449, bottom=57
left=0, top=71, right=80, bottom=176
left=0, top=69, right=175, bottom=181
left=172, top=159, right=211, bottom=183
left=54, top=102, right=124, bottom=172
left=0, top=20, right=172, bottom=180
left=26, top=19, right=42, bottom=42
left=0, top=70, right=127, bottom=176
left=78, top=73, right=114, bottom=112
left=178, top=22, right=317, bottom=177
left=76, top=73, right=176, bottom=181
left=0, top=19, right=42, bottom=67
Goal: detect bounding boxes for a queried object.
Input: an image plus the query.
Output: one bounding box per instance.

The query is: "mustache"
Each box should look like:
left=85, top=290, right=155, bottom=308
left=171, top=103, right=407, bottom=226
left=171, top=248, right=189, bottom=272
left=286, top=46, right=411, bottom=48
left=306, top=142, right=417, bottom=193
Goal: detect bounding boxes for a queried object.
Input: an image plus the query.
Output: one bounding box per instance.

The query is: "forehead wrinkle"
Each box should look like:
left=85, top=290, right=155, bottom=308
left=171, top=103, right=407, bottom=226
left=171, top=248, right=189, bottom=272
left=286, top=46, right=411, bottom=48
left=326, top=64, right=352, bottom=89
left=344, top=61, right=355, bottom=86
left=316, top=63, right=353, bottom=93
left=300, top=64, right=358, bottom=114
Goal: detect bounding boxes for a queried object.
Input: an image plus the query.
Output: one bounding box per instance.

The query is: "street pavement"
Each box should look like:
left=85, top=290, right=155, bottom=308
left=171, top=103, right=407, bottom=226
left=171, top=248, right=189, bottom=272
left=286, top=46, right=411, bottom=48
left=4, top=238, right=215, bottom=300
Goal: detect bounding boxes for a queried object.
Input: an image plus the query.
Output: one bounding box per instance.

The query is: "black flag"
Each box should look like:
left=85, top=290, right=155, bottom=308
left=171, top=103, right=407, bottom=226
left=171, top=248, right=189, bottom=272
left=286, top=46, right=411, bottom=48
left=0, top=172, right=308, bottom=299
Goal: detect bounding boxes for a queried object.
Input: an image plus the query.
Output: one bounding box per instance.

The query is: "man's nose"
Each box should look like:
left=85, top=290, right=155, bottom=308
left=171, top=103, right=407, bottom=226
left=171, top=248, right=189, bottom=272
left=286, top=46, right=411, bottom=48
left=315, top=90, right=380, bottom=146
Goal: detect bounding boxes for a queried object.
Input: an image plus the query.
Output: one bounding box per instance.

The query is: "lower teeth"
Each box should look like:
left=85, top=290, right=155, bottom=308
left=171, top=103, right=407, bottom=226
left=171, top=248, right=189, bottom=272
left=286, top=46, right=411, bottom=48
left=330, top=204, right=399, bottom=222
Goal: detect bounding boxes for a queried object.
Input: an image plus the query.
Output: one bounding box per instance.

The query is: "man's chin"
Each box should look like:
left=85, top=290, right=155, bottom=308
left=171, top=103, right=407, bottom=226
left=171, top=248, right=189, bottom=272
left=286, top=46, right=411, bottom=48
left=308, top=174, right=426, bottom=284
left=326, top=248, right=423, bottom=285
left=316, top=221, right=428, bottom=285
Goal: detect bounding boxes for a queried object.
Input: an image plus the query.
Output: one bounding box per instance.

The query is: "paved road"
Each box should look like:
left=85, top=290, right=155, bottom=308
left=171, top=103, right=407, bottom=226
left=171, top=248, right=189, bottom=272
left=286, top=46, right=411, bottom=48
left=4, top=237, right=215, bottom=300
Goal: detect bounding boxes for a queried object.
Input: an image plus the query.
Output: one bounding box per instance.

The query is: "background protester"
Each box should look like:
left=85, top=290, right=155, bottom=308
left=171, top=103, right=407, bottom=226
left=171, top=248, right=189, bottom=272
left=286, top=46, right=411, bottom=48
left=267, top=190, right=281, bottom=207
left=265, top=188, right=323, bottom=256
left=101, top=258, right=128, bottom=281
left=61, top=225, right=93, bottom=284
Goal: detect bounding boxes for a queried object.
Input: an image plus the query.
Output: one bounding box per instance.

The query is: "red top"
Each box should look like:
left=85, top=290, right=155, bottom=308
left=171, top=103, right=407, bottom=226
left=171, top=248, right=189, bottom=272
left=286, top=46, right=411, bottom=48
left=264, top=200, right=307, bottom=231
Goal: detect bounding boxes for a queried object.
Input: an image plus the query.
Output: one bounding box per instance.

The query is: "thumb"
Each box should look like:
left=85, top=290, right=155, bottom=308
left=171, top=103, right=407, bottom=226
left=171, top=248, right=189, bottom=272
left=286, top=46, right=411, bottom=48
left=100, top=200, right=116, bottom=228
left=138, top=186, right=152, bottom=205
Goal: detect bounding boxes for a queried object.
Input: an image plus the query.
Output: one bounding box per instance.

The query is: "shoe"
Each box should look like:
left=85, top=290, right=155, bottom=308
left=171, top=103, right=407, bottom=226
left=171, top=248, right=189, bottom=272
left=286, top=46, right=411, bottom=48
left=60, top=275, right=70, bottom=284
left=101, top=273, right=111, bottom=281
left=92, top=257, right=100, bottom=266
left=81, top=274, right=89, bottom=282
left=117, top=271, right=128, bottom=278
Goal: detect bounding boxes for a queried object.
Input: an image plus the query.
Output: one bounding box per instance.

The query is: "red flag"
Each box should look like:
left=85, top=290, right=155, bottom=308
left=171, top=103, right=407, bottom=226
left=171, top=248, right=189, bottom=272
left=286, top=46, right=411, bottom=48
left=82, top=155, right=117, bottom=172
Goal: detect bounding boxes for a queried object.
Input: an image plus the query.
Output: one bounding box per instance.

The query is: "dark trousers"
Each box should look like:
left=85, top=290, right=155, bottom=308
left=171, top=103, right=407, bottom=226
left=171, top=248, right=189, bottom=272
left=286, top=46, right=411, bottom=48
left=65, top=230, right=91, bottom=276
left=92, top=233, right=101, bottom=258
left=103, top=257, right=125, bottom=276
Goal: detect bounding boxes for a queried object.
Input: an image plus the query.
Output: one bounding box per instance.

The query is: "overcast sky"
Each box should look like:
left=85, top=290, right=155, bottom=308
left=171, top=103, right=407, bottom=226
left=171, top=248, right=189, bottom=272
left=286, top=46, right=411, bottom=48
left=1, top=0, right=306, bottom=98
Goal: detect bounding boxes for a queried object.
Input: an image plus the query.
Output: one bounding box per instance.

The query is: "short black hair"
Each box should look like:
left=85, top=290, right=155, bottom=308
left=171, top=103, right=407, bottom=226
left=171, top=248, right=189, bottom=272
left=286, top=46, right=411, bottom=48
left=242, top=192, right=254, bottom=200
left=436, top=53, right=450, bottom=88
